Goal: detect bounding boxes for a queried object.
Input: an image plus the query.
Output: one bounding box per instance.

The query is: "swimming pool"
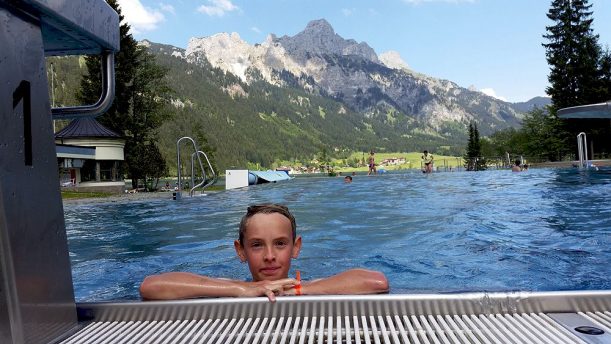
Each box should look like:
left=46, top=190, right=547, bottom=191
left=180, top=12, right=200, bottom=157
left=64, top=168, right=611, bottom=302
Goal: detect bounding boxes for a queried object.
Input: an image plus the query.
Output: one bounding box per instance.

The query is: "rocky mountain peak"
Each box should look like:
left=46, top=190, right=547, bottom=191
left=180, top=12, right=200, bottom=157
left=379, top=51, right=410, bottom=71
left=179, top=19, right=521, bottom=134
left=186, top=32, right=256, bottom=81
left=274, top=19, right=378, bottom=63
left=302, top=18, right=335, bottom=36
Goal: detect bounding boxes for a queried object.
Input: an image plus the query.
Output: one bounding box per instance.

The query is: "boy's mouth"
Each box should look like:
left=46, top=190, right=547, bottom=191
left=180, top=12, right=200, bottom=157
left=259, top=266, right=281, bottom=275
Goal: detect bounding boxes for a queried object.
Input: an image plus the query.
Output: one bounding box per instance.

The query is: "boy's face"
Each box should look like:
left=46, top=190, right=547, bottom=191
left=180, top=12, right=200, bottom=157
left=234, top=212, right=301, bottom=281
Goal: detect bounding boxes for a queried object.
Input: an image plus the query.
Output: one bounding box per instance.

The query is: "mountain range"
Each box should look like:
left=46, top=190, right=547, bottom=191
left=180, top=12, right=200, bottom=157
left=51, top=19, right=550, bottom=170
left=180, top=20, right=549, bottom=132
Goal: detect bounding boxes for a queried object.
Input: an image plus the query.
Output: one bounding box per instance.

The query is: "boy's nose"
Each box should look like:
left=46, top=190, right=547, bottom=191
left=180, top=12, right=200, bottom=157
left=264, top=247, right=275, bottom=261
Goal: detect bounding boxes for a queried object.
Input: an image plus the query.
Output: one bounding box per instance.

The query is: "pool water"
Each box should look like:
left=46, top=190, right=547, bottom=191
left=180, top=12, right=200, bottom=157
left=64, top=168, right=611, bottom=302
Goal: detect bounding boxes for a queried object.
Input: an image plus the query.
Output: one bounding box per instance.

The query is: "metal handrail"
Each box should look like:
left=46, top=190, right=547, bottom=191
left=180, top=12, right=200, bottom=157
left=190, top=150, right=217, bottom=194
left=577, top=132, right=588, bottom=169
left=75, top=290, right=611, bottom=321
left=176, top=137, right=205, bottom=198
left=51, top=52, right=115, bottom=119
left=198, top=150, right=217, bottom=184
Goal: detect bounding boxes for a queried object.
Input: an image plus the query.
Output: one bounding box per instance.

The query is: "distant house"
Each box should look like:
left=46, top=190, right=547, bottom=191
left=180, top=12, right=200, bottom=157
left=55, top=118, right=125, bottom=193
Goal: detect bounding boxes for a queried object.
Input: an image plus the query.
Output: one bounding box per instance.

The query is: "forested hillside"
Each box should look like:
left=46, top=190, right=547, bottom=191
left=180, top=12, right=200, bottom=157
left=48, top=43, right=468, bottom=171
left=151, top=41, right=470, bottom=170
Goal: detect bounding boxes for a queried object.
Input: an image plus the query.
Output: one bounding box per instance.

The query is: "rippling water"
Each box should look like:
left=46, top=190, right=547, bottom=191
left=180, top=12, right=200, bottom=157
left=64, top=168, right=611, bottom=301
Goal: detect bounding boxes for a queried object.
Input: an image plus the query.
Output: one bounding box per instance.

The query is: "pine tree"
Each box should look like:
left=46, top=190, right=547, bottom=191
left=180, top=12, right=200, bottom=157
left=464, top=122, right=486, bottom=171
left=542, top=0, right=610, bottom=157
left=598, top=50, right=611, bottom=99
left=543, top=0, right=601, bottom=109
left=77, top=0, right=172, bottom=189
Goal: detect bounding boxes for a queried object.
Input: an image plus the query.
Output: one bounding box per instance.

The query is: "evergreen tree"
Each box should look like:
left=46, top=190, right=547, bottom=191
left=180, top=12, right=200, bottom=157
left=520, top=107, right=571, bottom=161
left=77, top=0, right=172, bottom=189
left=464, top=122, right=486, bottom=171
left=543, top=0, right=611, bottom=157
left=543, top=0, right=601, bottom=108
left=598, top=50, right=611, bottom=99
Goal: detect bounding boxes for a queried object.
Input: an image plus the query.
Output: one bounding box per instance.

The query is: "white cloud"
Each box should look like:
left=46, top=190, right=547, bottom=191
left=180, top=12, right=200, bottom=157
left=341, top=8, right=355, bottom=16
left=197, top=0, right=239, bottom=16
left=159, top=3, right=175, bottom=15
left=251, top=26, right=261, bottom=34
left=118, top=0, right=165, bottom=34
left=404, top=0, right=474, bottom=4
left=480, top=88, right=508, bottom=102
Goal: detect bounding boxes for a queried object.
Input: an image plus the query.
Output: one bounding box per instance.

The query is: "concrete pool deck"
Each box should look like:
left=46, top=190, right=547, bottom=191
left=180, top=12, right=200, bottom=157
left=531, top=159, right=611, bottom=168
left=62, top=190, right=208, bottom=205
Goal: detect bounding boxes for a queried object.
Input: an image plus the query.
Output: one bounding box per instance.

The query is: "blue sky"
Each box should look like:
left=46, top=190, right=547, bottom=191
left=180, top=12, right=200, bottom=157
left=118, top=0, right=611, bottom=103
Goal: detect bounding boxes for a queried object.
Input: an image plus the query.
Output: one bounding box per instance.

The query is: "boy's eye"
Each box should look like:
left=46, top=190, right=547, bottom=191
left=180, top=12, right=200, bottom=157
left=250, top=242, right=263, bottom=248
left=275, top=240, right=288, bottom=247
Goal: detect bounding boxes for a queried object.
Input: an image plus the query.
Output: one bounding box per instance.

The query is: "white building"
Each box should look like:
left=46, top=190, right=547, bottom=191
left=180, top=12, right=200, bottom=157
left=55, top=118, right=125, bottom=193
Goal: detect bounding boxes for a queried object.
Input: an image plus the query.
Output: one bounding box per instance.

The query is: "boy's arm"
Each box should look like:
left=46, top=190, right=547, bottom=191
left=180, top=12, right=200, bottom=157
left=139, top=272, right=297, bottom=301
left=297, top=269, right=389, bottom=296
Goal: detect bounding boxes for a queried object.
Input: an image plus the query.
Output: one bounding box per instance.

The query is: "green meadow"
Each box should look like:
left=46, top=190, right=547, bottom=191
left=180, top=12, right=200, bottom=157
left=334, top=152, right=463, bottom=173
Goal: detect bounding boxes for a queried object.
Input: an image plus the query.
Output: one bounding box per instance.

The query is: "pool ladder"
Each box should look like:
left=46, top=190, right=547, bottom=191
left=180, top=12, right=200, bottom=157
left=176, top=136, right=217, bottom=198
left=577, top=132, right=589, bottom=169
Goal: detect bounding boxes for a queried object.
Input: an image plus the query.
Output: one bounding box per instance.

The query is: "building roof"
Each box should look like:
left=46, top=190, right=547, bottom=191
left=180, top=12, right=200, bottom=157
left=55, top=118, right=121, bottom=139
left=558, top=101, right=611, bottom=119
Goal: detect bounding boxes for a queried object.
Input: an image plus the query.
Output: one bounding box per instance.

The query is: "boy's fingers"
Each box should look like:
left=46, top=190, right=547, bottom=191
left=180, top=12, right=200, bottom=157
left=265, top=279, right=296, bottom=289
left=265, top=288, right=277, bottom=302
left=274, top=278, right=297, bottom=285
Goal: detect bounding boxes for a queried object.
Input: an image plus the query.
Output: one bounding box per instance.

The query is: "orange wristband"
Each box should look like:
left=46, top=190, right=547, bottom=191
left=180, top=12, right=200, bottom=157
left=295, top=270, right=302, bottom=296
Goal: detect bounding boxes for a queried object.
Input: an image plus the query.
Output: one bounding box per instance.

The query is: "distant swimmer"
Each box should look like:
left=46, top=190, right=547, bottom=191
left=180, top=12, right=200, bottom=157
left=344, top=176, right=352, bottom=183
left=368, top=151, right=377, bottom=175
left=512, top=159, right=522, bottom=172
left=422, top=150, right=434, bottom=173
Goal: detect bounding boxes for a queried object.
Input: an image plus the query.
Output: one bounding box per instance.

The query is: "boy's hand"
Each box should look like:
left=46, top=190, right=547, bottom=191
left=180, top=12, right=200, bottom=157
left=243, top=278, right=298, bottom=302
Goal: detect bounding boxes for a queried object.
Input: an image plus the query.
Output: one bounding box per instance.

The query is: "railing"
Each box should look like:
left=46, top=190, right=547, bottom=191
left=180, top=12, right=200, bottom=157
left=51, top=53, right=115, bottom=120
left=463, top=155, right=534, bottom=171
left=577, top=132, right=589, bottom=169
left=190, top=150, right=217, bottom=194
left=176, top=137, right=216, bottom=198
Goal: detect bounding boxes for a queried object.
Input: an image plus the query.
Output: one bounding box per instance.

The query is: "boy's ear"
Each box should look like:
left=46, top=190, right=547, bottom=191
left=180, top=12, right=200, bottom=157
left=234, top=240, right=247, bottom=262
left=291, top=236, right=302, bottom=259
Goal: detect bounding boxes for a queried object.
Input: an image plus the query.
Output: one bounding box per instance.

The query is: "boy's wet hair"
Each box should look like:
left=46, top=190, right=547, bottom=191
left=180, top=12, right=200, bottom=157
left=238, top=204, right=297, bottom=245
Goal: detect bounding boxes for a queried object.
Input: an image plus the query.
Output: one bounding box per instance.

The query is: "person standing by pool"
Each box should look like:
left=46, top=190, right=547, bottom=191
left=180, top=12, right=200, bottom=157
left=139, top=204, right=388, bottom=302
left=367, top=151, right=377, bottom=175
left=422, top=150, right=434, bottom=173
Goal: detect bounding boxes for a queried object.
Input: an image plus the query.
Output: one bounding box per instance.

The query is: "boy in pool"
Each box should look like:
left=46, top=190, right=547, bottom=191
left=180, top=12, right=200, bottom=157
left=139, top=204, right=388, bottom=301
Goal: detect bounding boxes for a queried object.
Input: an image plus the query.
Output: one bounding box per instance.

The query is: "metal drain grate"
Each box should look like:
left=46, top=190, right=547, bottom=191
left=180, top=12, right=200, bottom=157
left=61, top=292, right=611, bottom=343
left=582, top=311, right=611, bottom=330
left=61, top=312, right=587, bottom=344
